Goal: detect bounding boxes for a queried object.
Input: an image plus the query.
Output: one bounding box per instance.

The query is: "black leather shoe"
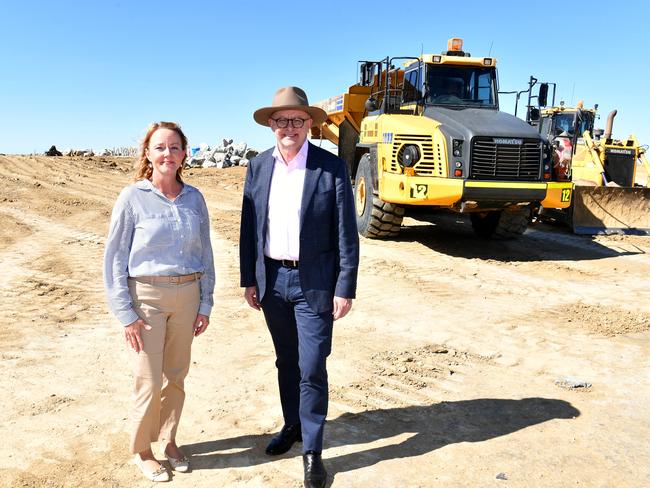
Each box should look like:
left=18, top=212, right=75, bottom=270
left=265, top=423, right=302, bottom=455
left=303, top=451, right=327, bottom=488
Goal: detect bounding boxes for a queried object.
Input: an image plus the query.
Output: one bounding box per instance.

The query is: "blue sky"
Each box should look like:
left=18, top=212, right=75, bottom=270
left=1, top=0, right=648, bottom=154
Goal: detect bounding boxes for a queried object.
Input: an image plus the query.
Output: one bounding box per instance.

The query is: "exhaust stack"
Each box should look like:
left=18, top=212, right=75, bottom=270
left=604, top=110, right=617, bottom=139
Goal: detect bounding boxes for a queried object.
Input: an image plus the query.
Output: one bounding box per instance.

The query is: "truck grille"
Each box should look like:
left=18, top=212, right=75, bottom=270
left=391, top=134, right=444, bottom=176
left=470, top=137, right=542, bottom=181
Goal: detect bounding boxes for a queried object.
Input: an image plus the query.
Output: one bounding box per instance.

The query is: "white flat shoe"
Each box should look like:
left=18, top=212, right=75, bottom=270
left=134, top=455, right=170, bottom=482
left=166, top=453, right=190, bottom=473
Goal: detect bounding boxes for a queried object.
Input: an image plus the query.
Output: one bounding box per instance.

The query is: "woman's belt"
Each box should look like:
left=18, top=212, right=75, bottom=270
left=129, top=272, right=202, bottom=285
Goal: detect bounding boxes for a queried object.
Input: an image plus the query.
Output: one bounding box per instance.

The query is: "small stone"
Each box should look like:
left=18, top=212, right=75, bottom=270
left=496, top=472, right=508, bottom=480
left=555, top=377, right=592, bottom=389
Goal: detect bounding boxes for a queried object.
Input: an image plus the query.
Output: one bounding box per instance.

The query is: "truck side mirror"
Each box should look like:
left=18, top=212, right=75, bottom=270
left=365, top=97, right=378, bottom=112
left=359, top=62, right=370, bottom=86
left=538, top=83, right=548, bottom=107
left=528, top=107, right=540, bottom=121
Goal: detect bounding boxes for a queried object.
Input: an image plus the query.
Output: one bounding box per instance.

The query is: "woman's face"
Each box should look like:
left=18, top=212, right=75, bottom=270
left=146, top=128, right=185, bottom=179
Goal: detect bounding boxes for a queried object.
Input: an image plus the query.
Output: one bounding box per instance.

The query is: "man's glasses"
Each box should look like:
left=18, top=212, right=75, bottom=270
left=271, top=117, right=310, bottom=128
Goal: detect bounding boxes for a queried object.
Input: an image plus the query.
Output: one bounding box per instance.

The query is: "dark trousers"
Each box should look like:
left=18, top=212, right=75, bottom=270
left=260, top=259, right=333, bottom=453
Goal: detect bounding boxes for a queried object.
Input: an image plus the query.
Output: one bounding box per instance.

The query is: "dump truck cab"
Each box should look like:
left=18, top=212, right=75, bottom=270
left=313, top=39, right=573, bottom=239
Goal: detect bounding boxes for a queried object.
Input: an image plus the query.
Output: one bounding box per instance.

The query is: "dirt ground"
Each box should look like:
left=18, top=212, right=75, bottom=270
left=1, top=155, right=649, bottom=488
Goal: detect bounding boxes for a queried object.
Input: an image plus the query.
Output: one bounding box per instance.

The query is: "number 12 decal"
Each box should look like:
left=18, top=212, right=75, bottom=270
left=410, top=184, right=428, bottom=199
left=561, top=188, right=571, bottom=202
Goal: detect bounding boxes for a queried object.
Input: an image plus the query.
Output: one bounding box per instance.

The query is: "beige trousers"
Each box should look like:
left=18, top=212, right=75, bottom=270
left=127, top=278, right=200, bottom=454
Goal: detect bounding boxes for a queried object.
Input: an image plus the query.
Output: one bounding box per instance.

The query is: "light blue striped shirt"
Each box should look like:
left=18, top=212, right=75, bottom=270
left=103, top=179, right=215, bottom=325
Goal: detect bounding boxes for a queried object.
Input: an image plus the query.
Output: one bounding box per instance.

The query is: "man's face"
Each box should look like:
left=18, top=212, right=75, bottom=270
left=269, top=109, right=312, bottom=154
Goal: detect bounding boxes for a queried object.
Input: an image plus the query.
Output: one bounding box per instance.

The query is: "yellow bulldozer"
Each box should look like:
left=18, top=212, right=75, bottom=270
left=311, top=38, right=573, bottom=239
left=522, top=77, right=650, bottom=234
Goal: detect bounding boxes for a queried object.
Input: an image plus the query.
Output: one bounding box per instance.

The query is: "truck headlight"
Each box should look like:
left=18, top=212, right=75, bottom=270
left=452, top=139, right=464, bottom=157
left=398, top=144, right=420, bottom=167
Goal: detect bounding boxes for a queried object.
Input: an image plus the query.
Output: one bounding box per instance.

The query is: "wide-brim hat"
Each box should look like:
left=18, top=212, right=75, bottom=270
left=253, top=86, right=327, bottom=127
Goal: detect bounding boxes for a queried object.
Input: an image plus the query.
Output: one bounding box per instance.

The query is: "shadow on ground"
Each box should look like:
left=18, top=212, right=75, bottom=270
left=184, top=397, right=580, bottom=483
left=394, top=211, right=645, bottom=262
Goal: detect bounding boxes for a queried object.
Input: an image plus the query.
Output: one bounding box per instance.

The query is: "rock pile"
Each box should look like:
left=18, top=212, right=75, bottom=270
left=44, top=147, right=138, bottom=157
left=45, top=145, right=62, bottom=156
left=42, top=139, right=257, bottom=168
left=98, top=147, right=138, bottom=157
left=186, top=139, right=258, bottom=169
left=62, top=149, right=95, bottom=157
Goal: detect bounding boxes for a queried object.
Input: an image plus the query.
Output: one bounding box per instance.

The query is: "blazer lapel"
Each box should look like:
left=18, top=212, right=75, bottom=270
left=300, top=142, right=322, bottom=229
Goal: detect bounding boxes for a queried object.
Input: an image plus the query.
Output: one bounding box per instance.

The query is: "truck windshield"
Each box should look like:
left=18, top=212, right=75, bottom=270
left=553, top=113, right=575, bottom=137
left=551, top=111, right=594, bottom=139
left=426, top=64, right=497, bottom=108
left=576, top=111, right=594, bottom=138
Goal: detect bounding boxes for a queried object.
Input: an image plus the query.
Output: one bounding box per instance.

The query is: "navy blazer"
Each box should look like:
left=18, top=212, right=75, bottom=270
left=239, top=142, right=359, bottom=314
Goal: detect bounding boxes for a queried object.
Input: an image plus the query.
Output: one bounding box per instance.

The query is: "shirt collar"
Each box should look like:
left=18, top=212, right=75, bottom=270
left=272, top=139, right=309, bottom=169
left=135, top=178, right=193, bottom=197
left=135, top=179, right=154, bottom=191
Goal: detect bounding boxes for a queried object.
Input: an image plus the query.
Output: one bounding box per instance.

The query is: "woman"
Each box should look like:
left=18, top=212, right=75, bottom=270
left=104, top=121, right=215, bottom=481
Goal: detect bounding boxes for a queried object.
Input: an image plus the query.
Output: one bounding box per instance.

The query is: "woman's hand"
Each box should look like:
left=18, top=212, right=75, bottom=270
left=124, top=318, right=151, bottom=353
left=194, top=314, right=209, bottom=336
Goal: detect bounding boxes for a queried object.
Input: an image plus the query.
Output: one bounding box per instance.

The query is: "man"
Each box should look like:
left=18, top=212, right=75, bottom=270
left=240, top=86, right=359, bottom=488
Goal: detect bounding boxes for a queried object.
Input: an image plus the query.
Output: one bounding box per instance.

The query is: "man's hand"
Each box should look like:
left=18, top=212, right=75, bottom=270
left=244, top=286, right=261, bottom=310
left=124, top=318, right=152, bottom=353
left=333, top=296, right=353, bottom=320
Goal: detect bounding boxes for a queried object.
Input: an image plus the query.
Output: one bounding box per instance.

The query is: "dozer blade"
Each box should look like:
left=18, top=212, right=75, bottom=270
left=571, top=186, right=650, bottom=235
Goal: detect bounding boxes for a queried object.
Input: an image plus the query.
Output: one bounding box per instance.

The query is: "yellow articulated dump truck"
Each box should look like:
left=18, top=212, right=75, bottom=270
left=311, top=38, right=573, bottom=239
left=523, top=78, right=650, bottom=234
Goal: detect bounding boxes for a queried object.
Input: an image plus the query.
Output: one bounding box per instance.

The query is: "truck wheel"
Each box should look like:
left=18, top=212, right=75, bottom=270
left=354, top=154, right=404, bottom=238
left=470, top=208, right=530, bottom=239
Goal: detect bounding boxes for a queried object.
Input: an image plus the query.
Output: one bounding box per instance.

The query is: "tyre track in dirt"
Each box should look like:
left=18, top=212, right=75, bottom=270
left=0, top=157, right=133, bottom=486
left=0, top=207, right=106, bottom=347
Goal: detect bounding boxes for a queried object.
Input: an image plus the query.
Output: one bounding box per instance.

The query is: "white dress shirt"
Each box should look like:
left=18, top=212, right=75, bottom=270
left=264, top=140, right=309, bottom=261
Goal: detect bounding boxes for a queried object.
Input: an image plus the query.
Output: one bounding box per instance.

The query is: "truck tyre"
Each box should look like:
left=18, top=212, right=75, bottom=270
left=470, top=208, right=530, bottom=239
left=354, top=154, right=404, bottom=238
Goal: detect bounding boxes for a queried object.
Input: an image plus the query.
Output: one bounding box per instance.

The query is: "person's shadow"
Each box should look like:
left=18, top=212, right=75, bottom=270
left=183, top=397, right=579, bottom=482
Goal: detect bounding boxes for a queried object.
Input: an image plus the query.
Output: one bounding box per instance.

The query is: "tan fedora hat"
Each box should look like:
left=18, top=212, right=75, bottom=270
left=253, top=86, right=327, bottom=127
